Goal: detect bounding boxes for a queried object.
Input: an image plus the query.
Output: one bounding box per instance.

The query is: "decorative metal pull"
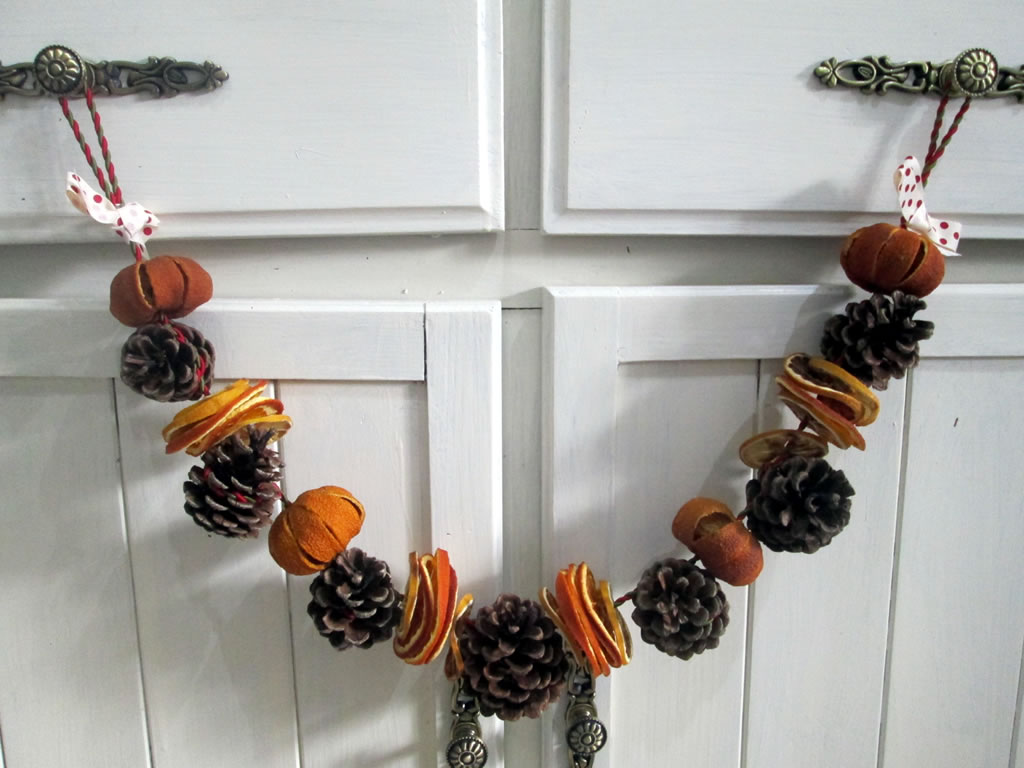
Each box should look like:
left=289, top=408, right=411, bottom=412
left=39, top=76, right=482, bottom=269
left=815, top=48, right=1022, bottom=102
left=564, top=662, right=607, bottom=768
left=0, top=44, right=227, bottom=100
left=446, top=678, right=488, bottom=768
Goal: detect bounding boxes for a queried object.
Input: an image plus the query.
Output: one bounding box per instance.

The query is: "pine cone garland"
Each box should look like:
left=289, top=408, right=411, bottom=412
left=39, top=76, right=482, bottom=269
left=744, top=456, right=854, bottom=554
left=820, top=291, right=934, bottom=390
left=183, top=426, right=283, bottom=538
left=307, top=548, right=403, bottom=650
left=630, top=559, right=729, bottom=660
left=458, top=594, right=569, bottom=721
left=120, top=321, right=214, bottom=402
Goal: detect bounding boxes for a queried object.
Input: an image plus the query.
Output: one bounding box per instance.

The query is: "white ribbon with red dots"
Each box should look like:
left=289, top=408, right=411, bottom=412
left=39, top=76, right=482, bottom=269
left=65, top=172, right=159, bottom=246
left=894, top=157, right=961, bottom=257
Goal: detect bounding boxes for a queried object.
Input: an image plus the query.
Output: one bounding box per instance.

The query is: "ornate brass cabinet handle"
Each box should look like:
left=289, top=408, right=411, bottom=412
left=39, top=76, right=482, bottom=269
left=564, top=661, right=607, bottom=768
left=0, top=44, right=227, bottom=100
left=815, top=47, right=1022, bottom=101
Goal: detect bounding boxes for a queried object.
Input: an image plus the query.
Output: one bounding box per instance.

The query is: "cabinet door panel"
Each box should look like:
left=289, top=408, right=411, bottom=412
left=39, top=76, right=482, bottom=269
left=1, top=0, right=503, bottom=241
left=0, top=299, right=502, bottom=768
left=543, top=285, right=1024, bottom=767
left=544, top=0, right=1021, bottom=236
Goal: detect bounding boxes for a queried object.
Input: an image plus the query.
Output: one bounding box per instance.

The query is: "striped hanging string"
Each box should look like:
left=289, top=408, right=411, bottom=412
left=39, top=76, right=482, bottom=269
left=59, top=89, right=143, bottom=262
left=920, top=94, right=972, bottom=187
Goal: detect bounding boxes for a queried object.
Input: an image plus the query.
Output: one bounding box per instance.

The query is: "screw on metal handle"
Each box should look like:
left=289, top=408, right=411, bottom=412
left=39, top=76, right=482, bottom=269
left=564, top=661, right=607, bottom=768
left=446, top=678, right=488, bottom=768
left=814, top=47, right=1021, bottom=102
left=1, top=43, right=227, bottom=100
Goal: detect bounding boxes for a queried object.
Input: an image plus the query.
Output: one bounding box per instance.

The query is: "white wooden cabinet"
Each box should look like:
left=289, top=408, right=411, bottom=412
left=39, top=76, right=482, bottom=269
left=0, top=1, right=503, bottom=241
left=544, top=0, right=1024, bottom=236
left=0, top=299, right=502, bottom=768
left=543, top=285, right=1024, bottom=768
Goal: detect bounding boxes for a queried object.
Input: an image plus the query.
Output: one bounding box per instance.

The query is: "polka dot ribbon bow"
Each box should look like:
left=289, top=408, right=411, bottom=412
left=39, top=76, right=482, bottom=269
left=895, top=157, right=961, bottom=257
left=65, top=172, right=160, bottom=246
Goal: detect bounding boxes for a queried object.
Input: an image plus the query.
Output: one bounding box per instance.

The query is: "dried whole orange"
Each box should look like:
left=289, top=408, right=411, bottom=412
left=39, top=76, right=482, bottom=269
left=739, top=429, right=828, bottom=469
left=109, top=254, right=213, bottom=327
left=267, top=486, right=366, bottom=575
left=671, top=498, right=763, bottom=587
left=840, top=222, right=944, bottom=298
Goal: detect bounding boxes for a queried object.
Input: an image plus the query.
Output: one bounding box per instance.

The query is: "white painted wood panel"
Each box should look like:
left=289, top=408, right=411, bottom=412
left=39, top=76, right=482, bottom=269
left=1, top=0, right=503, bottom=241
left=282, top=380, right=436, bottom=768
left=544, top=285, right=1024, bottom=767
left=882, top=358, right=1024, bottom=768
left=746, top=362, right=905, bottom=768
left=544, top=0, right=1023, bottom=236
left=0, top=378, right=151, bottom=768
left=611, top=361, right=752, bottom=768
left=425, top=302, right=505, bottom=760
left=114, top=380, right=299, bottom=768
left=0, top=299, right=425, bottom=380
left=0, top=298, right=502, bottom=768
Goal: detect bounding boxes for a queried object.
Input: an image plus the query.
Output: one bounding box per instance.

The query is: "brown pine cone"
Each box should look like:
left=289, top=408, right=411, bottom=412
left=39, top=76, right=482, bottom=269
left=820, top=291, right=933, bottom=390
left=744, top=456, right=854, bottom=553
left=183, top=426, right=282, bottom=538
left=120, top=321, right=214, bottom=402
left=307, top=548, right=403, bottom=650
left=458, top=594, right=569, bottom=721
left=631, top=558, right=729, bottom=660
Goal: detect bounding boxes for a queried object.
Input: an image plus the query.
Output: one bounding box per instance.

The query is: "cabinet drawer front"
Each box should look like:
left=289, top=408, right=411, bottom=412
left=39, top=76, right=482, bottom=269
left=1, top=0, right=503, bottom=241
left=544, top=0, right=1022, bottom=236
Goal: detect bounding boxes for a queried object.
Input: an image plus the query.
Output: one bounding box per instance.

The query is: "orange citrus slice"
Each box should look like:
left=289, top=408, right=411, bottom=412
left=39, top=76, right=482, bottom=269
left=738, top=429, right=829, bottom=469
left=538, top=587, right=586, bottom=667
left=161, top=379, right=250, bottom=440
left=395, top=549, right=458, bottom=665
left=598, top=580, right=631, bottom=666
left=776, top=377, right=865, bottom=451
left=556, top=566, right=604, bottom=676
left=783, top=354, right=880, bottom=427
left=444, top=594, right=475, bottom=680
left=576, top=564, right=620, bottom=668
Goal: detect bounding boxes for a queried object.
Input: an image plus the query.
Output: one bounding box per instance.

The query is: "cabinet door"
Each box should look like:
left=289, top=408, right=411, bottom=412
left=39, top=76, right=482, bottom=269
left=1, top=1, right=503, bottom=241
left=543, top=0, right=1022, bottom=236
left=543, top=285, right=1024, bottom=768
left=0, top=299, right=502, bottom=768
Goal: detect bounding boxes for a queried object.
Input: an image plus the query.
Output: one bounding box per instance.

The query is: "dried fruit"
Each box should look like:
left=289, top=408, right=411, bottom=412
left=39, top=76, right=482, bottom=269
left=162, top=379, right=291, bottom=456
left=268, top=486, right=366, bottom=575
left=738, top=429, right=828, bottom=470
left=782, top=353, right=879, bottom=426
left=671, top=497, right=763, bottom=587
left=840, top=222, right=944, bottom=298
left=540, top=562, right=631, bottom=677
left=109, top=254, right=213, bottom=327
left=776, top=374, right=865, bottom=451
left=394, top=549, right=459, bottom=665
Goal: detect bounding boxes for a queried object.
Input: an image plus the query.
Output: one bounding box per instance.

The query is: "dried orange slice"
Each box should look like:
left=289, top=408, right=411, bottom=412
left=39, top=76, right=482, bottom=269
left=164, top=379, right=272, bottom=454
left=444, top=594, right=475, bottom=680
left=776, top=377, right=865, bottom=451
left=738, top=429, right=828, bottom=469
left=395, top=549, right=458, bottom=665
left=598, top=579, right=631, bottom=666
left=161, top=379, right=250, bottom=440
left=783, top=354, right=880, bottom=427
left=576, top=564, right=621, bottom=668
left=538, top=587, right=586, bottom=667
left=556, top=566, right=606, bottom=676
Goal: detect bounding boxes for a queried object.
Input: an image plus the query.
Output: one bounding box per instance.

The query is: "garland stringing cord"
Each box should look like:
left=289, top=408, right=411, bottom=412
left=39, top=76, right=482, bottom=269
left=59, top=91, right=142, bottom=262
left=921, top=96, right=972, bottom=186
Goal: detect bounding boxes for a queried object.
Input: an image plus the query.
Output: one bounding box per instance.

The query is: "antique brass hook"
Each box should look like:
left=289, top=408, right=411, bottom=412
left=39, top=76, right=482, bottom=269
left=815, top=47, right=1022, bottom=101
left=0, top=43, right=227, bottom=100
left=446, top=677, right=488, bottom=768
left=564, top=661, right=607, bottom=768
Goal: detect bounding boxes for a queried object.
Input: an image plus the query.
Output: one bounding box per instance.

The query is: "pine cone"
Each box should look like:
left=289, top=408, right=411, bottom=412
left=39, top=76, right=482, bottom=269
left=458, top=594, right=569, bottom=721
left=745, top=456, right=854, bottom=554
left=183, top=426, right=282, bottom=538
left=820, top=291, right=934, bottom=390
left=120, top=321, right=214, bottom=402
left=630, top=559, right=729, bottom=660
left=307, top=548, right=402, bottom=650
